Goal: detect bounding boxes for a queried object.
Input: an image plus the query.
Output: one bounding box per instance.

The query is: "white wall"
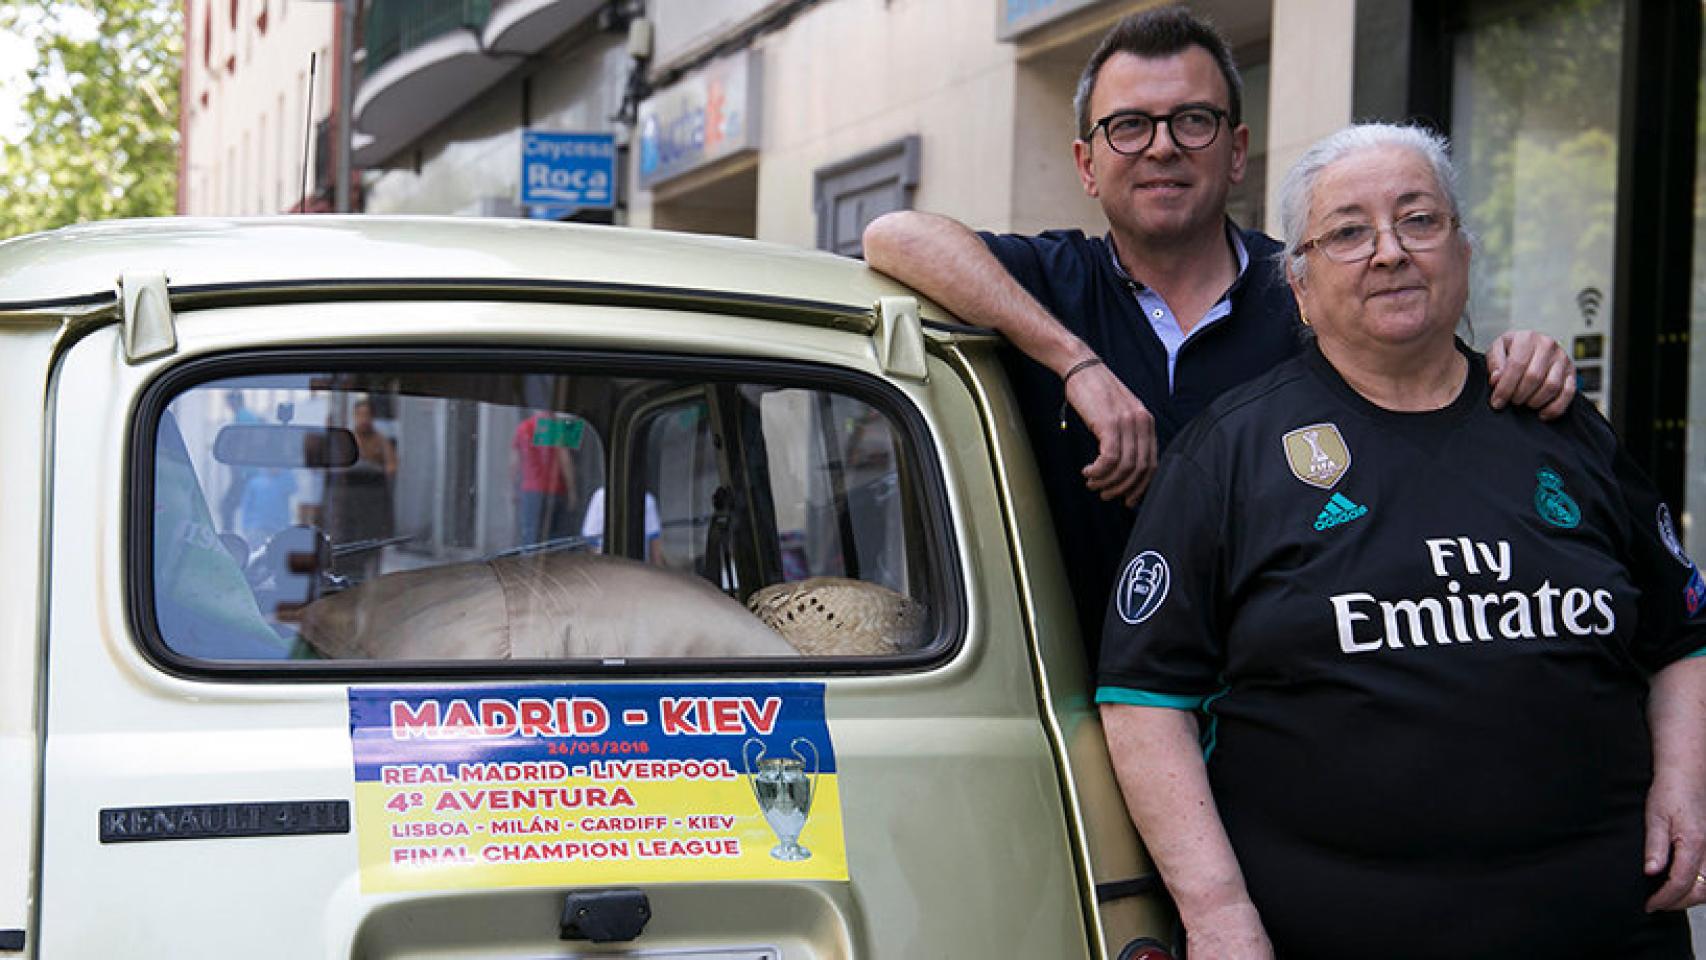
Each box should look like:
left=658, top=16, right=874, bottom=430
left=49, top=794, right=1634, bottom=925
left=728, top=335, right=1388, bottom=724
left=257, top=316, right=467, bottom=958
left=181, top=0, right=336, bottom=214
left=1009, top=49, right=1105, bottom=237
left=632, top=0, right=1028, bottom=244
left=762, top=0, right=1024, bottom=245
left=1262, top=0, right=1355, bottom=236
left=650, top=0, right=787, bottom=70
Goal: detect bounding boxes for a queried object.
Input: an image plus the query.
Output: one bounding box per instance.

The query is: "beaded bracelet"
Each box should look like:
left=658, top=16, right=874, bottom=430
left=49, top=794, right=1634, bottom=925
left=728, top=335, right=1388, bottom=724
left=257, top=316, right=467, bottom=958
left=1058, top=357, right=1105, bottom=430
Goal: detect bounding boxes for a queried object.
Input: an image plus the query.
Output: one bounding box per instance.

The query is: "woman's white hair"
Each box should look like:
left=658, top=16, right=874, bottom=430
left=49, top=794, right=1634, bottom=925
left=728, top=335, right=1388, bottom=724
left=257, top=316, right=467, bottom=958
left=1277, top=123, right=1464, bottom=282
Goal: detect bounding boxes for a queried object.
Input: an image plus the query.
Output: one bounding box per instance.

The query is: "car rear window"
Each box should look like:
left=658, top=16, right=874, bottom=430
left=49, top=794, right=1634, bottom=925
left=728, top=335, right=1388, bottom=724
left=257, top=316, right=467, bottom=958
left=140, top=352, right=955, bottom=673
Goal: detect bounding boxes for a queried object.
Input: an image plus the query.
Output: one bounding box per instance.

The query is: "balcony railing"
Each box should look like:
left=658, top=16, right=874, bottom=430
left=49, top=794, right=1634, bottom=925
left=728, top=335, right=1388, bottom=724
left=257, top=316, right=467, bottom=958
left=365, top=0, right=493, bottom=74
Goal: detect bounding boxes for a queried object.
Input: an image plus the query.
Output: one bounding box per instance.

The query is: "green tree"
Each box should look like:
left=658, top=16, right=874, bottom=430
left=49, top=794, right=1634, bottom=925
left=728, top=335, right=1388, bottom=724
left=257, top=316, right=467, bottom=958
left=0, top=0, right=181, bottom=239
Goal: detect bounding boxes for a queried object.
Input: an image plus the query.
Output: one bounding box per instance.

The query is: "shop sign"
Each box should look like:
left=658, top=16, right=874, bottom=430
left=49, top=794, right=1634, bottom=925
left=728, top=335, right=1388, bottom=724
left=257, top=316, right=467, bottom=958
left=998, top=0, right=1101, bottom=40
left=519, top=131, right=617, bottom=210
left=637, top=50, right=762, bottom=189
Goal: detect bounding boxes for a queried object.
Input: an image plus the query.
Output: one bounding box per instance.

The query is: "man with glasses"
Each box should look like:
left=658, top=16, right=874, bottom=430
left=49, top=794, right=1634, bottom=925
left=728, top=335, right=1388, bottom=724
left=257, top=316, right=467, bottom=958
left=862, top=5, right=1572, bottom=662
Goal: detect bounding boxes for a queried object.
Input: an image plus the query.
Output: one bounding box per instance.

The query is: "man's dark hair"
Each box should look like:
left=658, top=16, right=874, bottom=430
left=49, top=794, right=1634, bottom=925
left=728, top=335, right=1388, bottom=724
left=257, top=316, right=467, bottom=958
left=1073, top=5, right=1243, bottom=139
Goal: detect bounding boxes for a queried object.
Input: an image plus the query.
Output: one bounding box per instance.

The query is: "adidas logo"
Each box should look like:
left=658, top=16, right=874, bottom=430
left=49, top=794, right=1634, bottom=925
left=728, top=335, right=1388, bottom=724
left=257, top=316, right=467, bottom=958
left=1313, top=492, right=1368, bottom=531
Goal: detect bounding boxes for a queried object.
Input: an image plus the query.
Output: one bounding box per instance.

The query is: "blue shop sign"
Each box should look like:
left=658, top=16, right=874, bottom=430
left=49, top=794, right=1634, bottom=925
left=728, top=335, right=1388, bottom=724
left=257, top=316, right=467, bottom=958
left=520, top=131, right=616, bottom=210
left=998, top=0, right=1098, bottom=40
left=636, top=51, right=761, bottom=189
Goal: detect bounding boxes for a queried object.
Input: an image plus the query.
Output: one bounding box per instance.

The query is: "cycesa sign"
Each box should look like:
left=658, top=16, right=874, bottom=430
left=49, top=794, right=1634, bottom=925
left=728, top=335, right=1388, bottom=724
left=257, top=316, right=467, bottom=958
left=637, top=50, right=762, bottom=189
left=520, top=131, right=616, bottom=210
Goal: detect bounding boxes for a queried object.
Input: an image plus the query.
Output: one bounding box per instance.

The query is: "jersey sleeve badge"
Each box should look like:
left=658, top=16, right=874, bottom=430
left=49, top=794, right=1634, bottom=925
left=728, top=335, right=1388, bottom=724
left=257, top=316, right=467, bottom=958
left=1658, top=503, right=1694, bottom=567
left=1115, top=551, right=1171, bottom=625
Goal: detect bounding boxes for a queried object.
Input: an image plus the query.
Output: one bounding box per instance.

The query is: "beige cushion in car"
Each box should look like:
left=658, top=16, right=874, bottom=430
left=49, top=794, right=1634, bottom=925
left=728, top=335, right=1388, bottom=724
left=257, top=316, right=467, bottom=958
left=299, top=552, right=798, bottom=660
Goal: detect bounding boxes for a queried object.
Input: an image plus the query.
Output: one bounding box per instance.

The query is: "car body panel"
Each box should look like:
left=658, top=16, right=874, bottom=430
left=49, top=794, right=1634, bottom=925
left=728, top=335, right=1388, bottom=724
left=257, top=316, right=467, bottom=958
left=2, top=218, right=1160, bottom=959
left=0, top=321, right=58, bottom=948
left=0, top=218, right=953, bottom=325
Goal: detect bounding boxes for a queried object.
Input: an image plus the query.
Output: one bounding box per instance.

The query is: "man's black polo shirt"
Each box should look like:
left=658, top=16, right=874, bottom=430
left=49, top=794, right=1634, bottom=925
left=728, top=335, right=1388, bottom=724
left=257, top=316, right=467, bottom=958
left=981, top=227, right=1301, bottom=661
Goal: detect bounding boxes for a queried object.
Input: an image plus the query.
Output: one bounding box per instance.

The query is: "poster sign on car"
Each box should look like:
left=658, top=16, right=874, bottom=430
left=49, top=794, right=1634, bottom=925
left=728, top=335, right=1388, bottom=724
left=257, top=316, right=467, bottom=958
left=349, top=682, right=847, bottom=892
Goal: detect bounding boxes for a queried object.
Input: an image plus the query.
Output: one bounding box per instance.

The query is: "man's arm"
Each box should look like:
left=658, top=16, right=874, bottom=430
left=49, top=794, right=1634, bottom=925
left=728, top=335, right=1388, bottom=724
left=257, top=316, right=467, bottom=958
left=1101, top=703, right=1274, bottom=958
left=863, top=210, right=1155, bottom=503
left=1486, top=331, right=1576, bottom=419
left=1643, top=654, right=1706, bottom=911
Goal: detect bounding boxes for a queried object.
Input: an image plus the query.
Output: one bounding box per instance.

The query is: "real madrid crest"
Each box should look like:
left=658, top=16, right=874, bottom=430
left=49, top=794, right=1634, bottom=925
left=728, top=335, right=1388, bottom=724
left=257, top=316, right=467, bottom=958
left=1533, top=467, right=1580, bottom=529
left=1282, top=422, right=1351, bottom=490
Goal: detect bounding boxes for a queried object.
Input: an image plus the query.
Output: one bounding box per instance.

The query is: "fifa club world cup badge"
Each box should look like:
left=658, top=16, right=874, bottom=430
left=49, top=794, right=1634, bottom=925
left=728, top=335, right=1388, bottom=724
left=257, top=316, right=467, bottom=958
left=1533, top=468, right=1581, bottom=529
left=1282, top=423, right=1351, bottom=489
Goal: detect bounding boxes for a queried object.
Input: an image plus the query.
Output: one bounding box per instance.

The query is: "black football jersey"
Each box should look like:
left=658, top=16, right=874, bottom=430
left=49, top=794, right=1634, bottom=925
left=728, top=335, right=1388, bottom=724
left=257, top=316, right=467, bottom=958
left=1097, top=342, right=1704, bottom=959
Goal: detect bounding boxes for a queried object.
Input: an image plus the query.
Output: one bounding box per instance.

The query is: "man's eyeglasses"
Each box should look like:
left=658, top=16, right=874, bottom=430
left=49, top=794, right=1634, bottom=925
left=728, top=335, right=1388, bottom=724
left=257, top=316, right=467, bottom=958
left=1296, top=210, right=1461, bottom=263
left=1087, top=107, right=1229, bottom=155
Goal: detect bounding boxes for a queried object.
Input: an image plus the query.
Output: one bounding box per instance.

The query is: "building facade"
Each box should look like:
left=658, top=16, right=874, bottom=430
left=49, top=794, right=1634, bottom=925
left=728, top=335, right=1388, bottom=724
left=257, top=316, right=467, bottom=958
left=179, top=0, right=340, bottom=214
left=184, top=0, right=1706, bottom=571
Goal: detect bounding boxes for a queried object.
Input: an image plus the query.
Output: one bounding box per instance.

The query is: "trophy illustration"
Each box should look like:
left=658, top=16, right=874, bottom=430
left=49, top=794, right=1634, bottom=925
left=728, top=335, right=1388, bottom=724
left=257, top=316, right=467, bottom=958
left=1301, top=429, right=1338, bottom=481
left=742, top=737, right=819, bottom=862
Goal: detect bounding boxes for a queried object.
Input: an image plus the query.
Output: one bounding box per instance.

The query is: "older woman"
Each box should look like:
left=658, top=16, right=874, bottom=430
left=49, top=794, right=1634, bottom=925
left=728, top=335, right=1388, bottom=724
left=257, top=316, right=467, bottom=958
left=1096, top=123, right=1706, bottom=960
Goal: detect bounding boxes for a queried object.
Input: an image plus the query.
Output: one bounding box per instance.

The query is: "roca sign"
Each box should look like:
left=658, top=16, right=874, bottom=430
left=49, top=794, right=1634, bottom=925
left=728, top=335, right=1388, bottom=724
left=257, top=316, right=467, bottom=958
left=519, top=131, right=616, bottom=210
left=637, top=50, right=762, bottom=189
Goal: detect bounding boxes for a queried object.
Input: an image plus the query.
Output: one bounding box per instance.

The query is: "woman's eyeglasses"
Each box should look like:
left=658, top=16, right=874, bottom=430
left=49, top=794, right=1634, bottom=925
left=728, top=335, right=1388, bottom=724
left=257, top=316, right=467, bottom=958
left=1297, top=210, right=1461, bottom=263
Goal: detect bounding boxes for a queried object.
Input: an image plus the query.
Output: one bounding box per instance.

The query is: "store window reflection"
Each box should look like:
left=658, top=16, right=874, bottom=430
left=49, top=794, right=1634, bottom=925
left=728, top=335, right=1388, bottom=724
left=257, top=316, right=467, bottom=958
left=1449, top=0, right=1623, bottom=412
left=1687, top=0, right=1706, bottom=560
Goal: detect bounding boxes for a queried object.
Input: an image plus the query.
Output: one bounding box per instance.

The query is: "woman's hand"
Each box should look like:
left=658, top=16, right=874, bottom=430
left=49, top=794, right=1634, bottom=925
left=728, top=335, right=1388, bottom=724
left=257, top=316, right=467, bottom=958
left=1644, top=655, right=1706, bottom=911
left=1643, top=772, right=1706, bottom=911
left=1185, top=899, right=1276, bottom=960
left=1103, top=704, right=1272, bottom=955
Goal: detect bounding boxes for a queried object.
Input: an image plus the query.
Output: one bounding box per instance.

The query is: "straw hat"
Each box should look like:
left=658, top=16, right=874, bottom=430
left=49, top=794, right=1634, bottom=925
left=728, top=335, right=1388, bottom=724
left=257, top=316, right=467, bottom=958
left=747, top=577, right=927, bottom=656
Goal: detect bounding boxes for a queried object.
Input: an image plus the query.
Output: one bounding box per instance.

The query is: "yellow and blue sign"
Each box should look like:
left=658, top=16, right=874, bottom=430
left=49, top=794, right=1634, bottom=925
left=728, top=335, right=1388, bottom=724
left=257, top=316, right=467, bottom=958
left=350, top=682, right=846, bottom=893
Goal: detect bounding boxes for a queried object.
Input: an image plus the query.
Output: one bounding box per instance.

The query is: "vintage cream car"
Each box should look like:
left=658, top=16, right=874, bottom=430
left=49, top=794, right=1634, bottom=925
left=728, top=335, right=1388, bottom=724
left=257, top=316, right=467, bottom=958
left=0, top=218, right=1169, bottom=959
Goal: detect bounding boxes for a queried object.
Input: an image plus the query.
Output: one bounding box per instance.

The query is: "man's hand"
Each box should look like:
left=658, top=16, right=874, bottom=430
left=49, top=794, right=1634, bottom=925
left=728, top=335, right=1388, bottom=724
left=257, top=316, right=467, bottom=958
left=1643, top=773, right=1706, bottom=912
left=1487, top=330, right=1575, bottom=419
left=863, top=214, right=1159, bottom=503
left=1064, top=361, right=1155, bottom=506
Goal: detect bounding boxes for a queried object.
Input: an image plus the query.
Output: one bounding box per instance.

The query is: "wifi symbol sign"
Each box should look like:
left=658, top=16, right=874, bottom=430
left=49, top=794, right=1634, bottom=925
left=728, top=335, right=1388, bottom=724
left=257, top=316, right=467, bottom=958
left=1577, top=287, right=1604, bottom=326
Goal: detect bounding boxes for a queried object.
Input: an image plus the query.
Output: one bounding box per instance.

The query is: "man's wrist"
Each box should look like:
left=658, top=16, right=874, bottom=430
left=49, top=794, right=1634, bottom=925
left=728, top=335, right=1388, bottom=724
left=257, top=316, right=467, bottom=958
left=1033, top=333, right=1097, bottom=378
left=1061, top=356, right=1105, bottom=386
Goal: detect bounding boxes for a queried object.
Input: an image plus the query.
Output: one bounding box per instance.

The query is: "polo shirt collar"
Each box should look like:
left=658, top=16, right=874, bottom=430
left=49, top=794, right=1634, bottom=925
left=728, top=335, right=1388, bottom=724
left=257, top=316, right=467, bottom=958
left=1105, top=220, right=1251, bottom=292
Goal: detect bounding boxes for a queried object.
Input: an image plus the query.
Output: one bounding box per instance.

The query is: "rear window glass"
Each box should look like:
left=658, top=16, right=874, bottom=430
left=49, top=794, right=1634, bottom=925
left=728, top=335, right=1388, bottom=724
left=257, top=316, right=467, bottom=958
left=144, top=358, right=949, bottom=669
